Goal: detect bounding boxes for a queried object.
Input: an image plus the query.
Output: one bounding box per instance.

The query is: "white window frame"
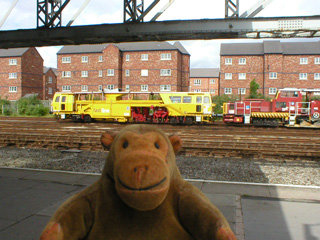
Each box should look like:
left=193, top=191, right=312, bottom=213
left=314, top=73, right=320, bottom=80
left=141, top=69, right=148, bottom=77
left=194, top=79, right=201, bottom=86
left=300, top=58, right=308, bottom=64
left=62, top=85, right=71, bottom=91
left=225, top=58, right=232, bottom=65
left=9, top=86, right=17, bottom=92
left=160, top=69, right=171, bottom=76
left=224, top=88, right=232, bottom=95
left=225, top=73, right=232, bottom=80
left=194, top=89, right=201, bottom=93
left=81, top=56, right=88, bottom=63
left=160, top=85, right=171, bottom=91
left=299, top=73, right=308, bottom=80
left=125, top=69, right=130, bottom=76
left=141, top=54, right=148, bottom=61
left=99, top=85, right=103, bottom=91
left=81, top=85, right=88, bottom=92
left=239, top=73, right=246, bottom=80
left=126, top=54, right=130, bottom=61
left=239, top=58, right=246, bottom=65
left=209, top=79, right=215, bottom=84
left=9, top=59, right=17, bottom=65
left=107, top=69, right=115, bottom=76
left=141, top=85, right=148, bottom=91
left=161, top=53, right=171, bottom=60
left=62, top=71, right=71, bottom=78
left=48, top=77, right=53, bottom=83
left=210, top=89, right=215, bottom=94
left=107, top=84, right=114, bottom=90
left=269, top=72, right=278, bottom=79
left=125, top=85, right=130, bottom=91
left=238, top=88, right=246, bottom=95
left=62, top=57, right=71, bottom=63
left=99, top=70, right=103, bottom=77
left=269, top=88, right=277, bottom=95
left=81, top=71, right=88, bottom=78
left=98, top=56, right=103, bottom=62
left=9, top=72, right=17, bottom=79
left=48, top=87, right=53, bottom=94
left=315, top=57, right=320, bottom=64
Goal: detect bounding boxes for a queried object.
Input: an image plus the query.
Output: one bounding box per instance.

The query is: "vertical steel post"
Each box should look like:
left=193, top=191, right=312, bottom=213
left=225, top=0, right=239, bottom=18
left=37, top=0, right=70, bottom=28
left=124, top=0, right=144, bottom=22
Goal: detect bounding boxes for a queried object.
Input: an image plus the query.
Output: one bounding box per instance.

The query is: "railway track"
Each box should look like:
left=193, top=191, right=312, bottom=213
left=0, top=117, right=319, bottom=160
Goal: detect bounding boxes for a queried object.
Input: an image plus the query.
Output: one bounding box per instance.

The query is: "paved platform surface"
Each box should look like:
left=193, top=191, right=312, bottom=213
left=1, top=167, right=320, bottom=240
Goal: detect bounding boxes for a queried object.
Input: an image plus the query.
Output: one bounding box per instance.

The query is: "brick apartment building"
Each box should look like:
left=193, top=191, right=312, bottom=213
left=220, top=40, right=320, bottom=97
left=57, top=42, right=190, bottom=94
left=0, top=47, right=43, bottom=100
left=189, top=68, right=219, bottom=95
left=43, top=67, right=57, bottom=100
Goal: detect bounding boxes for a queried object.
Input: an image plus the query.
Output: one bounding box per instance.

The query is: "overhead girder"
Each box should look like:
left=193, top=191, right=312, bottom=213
left=124, top=0, right=161, bottom=22
left=225, top=0, right=239, bottom=18
left=1, top=15, right=320, bottom=49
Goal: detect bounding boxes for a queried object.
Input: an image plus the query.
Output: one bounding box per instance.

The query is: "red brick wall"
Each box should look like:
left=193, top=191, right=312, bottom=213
left=43, top=69, right=57, bottom=100
left=190, top=77, right=219, bottom=96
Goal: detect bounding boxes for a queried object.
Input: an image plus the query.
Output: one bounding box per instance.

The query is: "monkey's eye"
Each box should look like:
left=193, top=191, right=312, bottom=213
left=123, top=141, right=129, bottom=149
left=154, top=142, right=160, bottom=149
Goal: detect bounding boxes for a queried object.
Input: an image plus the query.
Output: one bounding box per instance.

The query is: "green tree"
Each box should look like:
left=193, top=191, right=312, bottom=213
left=16, top=95, right=49, bottom=116
left=212, top=94, right=238, bottom=115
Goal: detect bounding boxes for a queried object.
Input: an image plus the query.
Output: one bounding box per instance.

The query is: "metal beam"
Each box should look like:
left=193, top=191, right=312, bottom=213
left=1, top=15, right=320, bottom=49
left=225, top=0, right=239, bottom=18
left=0, top=0, right=19, bottom=28
left=240, top=0, right=273, bottom=18
left=124, top=0, right=144, bottom=22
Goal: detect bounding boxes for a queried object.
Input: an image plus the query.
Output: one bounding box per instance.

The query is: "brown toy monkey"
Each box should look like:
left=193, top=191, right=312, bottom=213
left=40, top=125, right=237, bottom=240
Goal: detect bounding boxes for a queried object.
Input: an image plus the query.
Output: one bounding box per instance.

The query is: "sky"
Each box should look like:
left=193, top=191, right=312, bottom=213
left=1, top=0, right=320, bottom=68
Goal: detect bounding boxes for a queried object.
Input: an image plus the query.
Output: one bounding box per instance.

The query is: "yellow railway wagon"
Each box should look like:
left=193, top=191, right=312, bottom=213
left=51, top=91, right=215, bottom=124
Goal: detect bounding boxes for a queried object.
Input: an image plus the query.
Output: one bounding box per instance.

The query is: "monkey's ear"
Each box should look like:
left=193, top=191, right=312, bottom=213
left=101, top=132, right=116, bottom=150
left=169, top=135, right=182, bottom=154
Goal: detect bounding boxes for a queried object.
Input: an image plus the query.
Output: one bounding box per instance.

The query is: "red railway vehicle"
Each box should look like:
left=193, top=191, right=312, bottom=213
left=223, top=88, right=320, bottom=127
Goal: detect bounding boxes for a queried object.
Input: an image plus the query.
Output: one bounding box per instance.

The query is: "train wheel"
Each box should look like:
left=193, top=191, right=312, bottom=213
left=185, top=117, right=193, bottom=125
left=170, top=117, right=178, bottom=125
left=83, top=115, right=91, bottom=123
left=313, top=112, right=320, bottom=119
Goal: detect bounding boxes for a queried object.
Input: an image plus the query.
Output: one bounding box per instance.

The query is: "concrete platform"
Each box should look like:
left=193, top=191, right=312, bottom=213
left=0, top=167, right=319, bottom=240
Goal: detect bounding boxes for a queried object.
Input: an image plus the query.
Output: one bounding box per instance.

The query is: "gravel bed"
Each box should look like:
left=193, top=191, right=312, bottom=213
left=0, top=146, right=319, bottom=186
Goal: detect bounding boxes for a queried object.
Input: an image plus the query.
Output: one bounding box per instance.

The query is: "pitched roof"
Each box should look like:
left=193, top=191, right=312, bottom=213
left=221, top=40, right=320, bottom=55
left=43, top=66, right=57, bottom=75
left=0, top=48, right=29, bottom=57
left=57, top=42, right=189, bottom=55
left=190, top=68, right=220, bottom=78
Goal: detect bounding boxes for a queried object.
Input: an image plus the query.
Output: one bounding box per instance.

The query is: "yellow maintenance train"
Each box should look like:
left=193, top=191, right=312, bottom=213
left=51, top=91, right=215, bottom=124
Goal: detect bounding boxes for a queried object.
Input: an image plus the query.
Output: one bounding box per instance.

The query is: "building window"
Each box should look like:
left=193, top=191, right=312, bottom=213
left=194, top=79, right=201, bottom=85
left=239, top=73, right=246, bottom=80
left=194, top=89, right=201, bottom=93
left=160, top=85, right=171, bottom=91
left=300, top=58, right=308, bottom=64
left=239, top=58, right=246, bottom=65
left=125, top=85, right=130, bottom=91
left=225, top=58, right=232, bottom=65
left=9, top=59, right=17, bottom=65
left=81, top=56, right=88, bottom=63
left=107, top=69, right=115, bottom=76
left=225, top=73, right=232, bottom=80
left=269, top=72, right=278, bottom=79
left=62, top=57, right=71, bottom=63
left=141, top=69, right=148, bottom=76
left=48, top=88, right=53, bottom=94
left=224, top=88, right=232, bottom=94
left=48, top=77, right=53, bottom=83
left=160, top=69, right=171, bottom=76
left=209, top=79, right=215, bottom=84
left=62, top=85, right=71, bottom=91
left=99, top=70, right=103, bottom=77
left=9, top=86, right=17, bottom=92
left=81, top=85, right=88, bottom=91
left=99, top=85, right=103, bottom=91
left=141, top=54, right=148, bottom=61
left=141, top=85, right=148, bottom=91
left=81, top=71, right=88, bottom=77
left=62, top=71, right=71, bottom=78
left=238, top=88, right=246, bottom=95
left=314, top=73, right=320, bottom=80
left=299, top=73, right=308, bottom=80
left=161, top=53, right=171, bottom=60
left=210, top=89, right=215, bottom=94
left=315, top=57, right=320, bottom=64
left=107, top=84, right=114, bottom=90
left=125, top=69, right=130, bottom=76
left=126, top=54, right=130, bottom=61
left=98, top=56, right=103, bottom=62
left=269, top=88, right=277, bottom=95
left=9, top=72, right=17, bottom=79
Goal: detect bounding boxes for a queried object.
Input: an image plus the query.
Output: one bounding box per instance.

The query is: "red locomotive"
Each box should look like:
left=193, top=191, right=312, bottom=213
left=223, top=88, right=320, bottom=127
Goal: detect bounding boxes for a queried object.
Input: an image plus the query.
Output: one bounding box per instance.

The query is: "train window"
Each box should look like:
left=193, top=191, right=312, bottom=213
left=280, top=102, right=287, bottom=108
left=55, top=96, right=60, bottom=102
left=229, top=104, right=234, bottom=110
left=61, top=96, right=66, bottom=102
left=204, top=96, right=210, bottom=103
left=170, top=96, right=181, bottom=103
left=183, top=96, right=192, bottom=103
left=294, top=92, right=298, bottom=97
left=196, top=96, right=202, bottom=103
